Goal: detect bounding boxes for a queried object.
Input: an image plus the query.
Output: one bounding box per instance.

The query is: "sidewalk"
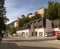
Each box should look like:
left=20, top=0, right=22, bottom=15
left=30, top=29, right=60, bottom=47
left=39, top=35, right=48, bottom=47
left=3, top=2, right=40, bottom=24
left=5, top=36, right=56, bottom=40
left=45, top=40, right=60, bottom=45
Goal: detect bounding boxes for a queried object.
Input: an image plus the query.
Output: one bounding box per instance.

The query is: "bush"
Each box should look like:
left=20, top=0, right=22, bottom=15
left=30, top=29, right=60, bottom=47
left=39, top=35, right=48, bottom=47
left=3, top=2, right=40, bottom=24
left=57, top=35, right=60, bottom=40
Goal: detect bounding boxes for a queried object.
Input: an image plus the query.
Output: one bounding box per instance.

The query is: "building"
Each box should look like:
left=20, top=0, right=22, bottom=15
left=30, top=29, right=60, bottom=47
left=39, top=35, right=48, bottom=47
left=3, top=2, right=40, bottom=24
left=14, top=20, right=19, bottom=27
left=37, top=7, right=45, bottom=17
left=52, top=19, right=60, bottom=36
left=8, top=7, right=45, bottom=28
left=8, top=7, right=60, bottom=37
left=8, top=18, right=19, bottom=28
left=28, top=8, right=45, bottom=18
left=28, top=13, right=35, bottom=18
left=16, top=18, right=52, bottom=37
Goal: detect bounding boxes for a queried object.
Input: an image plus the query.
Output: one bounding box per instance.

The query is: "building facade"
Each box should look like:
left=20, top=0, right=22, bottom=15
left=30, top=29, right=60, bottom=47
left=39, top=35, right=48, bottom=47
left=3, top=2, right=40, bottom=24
left=14, top=20, right=19, bottom=27
left=37, top=7, right=45, bottom=17
left=28, top=8, right=45, bottom=18
left=28, top=13, right=35, bottom=18
left=16, top=18, right=52, bottom=37
left=52, top=19, right=60, bottom=36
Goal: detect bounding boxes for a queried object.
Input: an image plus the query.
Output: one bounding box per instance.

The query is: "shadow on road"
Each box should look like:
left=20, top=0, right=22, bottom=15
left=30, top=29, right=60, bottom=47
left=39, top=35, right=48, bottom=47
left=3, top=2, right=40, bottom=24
left=0, top=42, right=58, bottom=49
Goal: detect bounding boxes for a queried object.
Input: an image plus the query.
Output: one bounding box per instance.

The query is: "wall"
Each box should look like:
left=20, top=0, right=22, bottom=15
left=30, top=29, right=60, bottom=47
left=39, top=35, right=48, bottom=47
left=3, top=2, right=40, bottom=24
left=35, top=28, right=45, bottom=37
left=53, top=28, right=59, bottom=31
left=44, top=19, right=52, bottom=36
left=37, top=8, right=45, bottom=17
left=29, top=23, right=35, bottom=36
left=16, top=29, right=30, bottom=37
left=28, top=14, right=35, bottom=18
left=16, top=19, right=53, bottom=37
left=14, top=21, right=18, bottom=27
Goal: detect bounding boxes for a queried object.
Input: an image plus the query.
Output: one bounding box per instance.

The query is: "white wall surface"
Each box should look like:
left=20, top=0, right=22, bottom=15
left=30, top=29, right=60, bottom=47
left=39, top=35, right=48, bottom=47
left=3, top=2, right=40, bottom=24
left=16, top=29, right=30, bottom=37
left=53, top=28, right=59, bottom=31
left=35, top=28, right=44, bottom=37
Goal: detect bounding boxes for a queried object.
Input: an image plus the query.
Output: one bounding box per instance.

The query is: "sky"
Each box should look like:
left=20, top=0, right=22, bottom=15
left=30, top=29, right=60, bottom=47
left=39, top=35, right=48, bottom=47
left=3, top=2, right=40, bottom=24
left=5, top=0, right=60, bottom=24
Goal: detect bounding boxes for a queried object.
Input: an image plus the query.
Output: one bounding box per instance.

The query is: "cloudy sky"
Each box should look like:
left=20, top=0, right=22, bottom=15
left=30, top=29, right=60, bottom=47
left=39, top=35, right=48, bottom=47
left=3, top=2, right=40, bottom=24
left=5, top=0, right=60, bottom=24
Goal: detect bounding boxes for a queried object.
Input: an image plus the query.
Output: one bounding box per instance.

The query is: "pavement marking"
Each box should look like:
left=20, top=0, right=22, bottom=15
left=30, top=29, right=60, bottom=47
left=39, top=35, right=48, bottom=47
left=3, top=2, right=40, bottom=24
left=17, top=44, right=23, bottom=48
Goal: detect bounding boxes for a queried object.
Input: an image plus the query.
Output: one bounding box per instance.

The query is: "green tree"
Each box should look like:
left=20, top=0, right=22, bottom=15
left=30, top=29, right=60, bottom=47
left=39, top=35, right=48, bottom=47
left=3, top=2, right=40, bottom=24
left=54, top=2, right=60, bottom=19
left=18, top=12, right=41, bottom=28
left=21, top=15, right=25, bottom=18
left=18, top=16, right=30, bottom=28
left=30, top=12, right=41, bottom=21
left=8, top=26, right=16, bottom=36
left=45, top=1, right=60, bottom=20
left=0, top=0, right=8, bottom=36
left=45, top=1, right=55, bottom=20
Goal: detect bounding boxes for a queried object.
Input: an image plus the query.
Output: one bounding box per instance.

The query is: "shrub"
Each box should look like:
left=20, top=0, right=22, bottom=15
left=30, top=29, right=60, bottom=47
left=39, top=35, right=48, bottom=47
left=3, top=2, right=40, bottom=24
left=57, top=35, right=60, bottom=40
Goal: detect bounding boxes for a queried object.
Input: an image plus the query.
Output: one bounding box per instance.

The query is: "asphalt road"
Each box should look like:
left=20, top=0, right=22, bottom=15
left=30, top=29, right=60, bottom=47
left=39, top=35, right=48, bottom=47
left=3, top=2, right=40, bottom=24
left=0, top=36, right=60, bottom=49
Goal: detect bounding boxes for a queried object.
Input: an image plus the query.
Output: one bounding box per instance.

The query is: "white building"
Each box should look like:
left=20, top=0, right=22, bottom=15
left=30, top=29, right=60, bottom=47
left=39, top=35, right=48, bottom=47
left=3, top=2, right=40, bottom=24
left=16, top=18, right=52, bottom=37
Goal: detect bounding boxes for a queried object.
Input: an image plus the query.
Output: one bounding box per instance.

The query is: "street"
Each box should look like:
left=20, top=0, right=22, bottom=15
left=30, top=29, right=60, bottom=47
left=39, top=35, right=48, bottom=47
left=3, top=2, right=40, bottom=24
left=0, top=36, right=60, bottom=49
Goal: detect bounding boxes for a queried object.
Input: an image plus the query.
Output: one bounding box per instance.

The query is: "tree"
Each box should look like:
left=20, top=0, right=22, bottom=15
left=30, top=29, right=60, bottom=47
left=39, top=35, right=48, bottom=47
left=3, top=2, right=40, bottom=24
left=18, top=16, right=30, bottom=28
left=27, top=13, right=33, bottom=16
left=45, top=1, right=55, bottom=20
left=30, top=12, right=41, bottom=21
left=45, top=1, right=60, bottom=20
left=45, top=1, right=60, bottom=28
left=18, top=12, right=41, bottom=28
left=54, top=2, right=60, bottom=19
left=8, top=26, right=16, bottom=36
left=0, top=0, right=8, bottom=36
left=21, top=15, right=25, bottom=18
left=35, top=12, right=41, bottom=19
